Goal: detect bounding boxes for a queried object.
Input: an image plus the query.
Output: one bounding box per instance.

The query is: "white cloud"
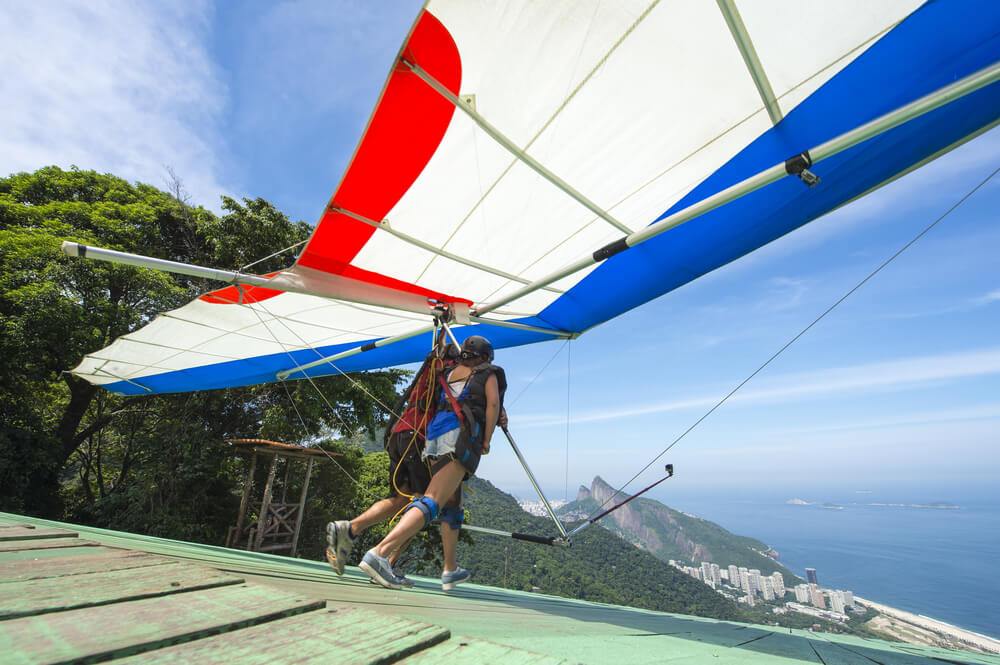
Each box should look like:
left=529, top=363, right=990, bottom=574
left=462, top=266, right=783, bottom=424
left=516, top=347, right=1000, bottom=428
left=977, top=289, right=1000, bottom=306
left=0, top=2, right=231, bottom=209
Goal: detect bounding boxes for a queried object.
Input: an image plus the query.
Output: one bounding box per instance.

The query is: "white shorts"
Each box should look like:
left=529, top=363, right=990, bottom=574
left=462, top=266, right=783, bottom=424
left=422, top=428, right=461, bottom=460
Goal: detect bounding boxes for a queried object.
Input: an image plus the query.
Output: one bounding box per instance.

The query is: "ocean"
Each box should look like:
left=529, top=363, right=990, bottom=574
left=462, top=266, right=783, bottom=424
left=667, top=487, right=1000, bottom=640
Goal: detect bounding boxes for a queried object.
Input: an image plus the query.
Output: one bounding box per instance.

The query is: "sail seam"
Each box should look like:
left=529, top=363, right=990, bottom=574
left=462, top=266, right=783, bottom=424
left=412, top=1, right=661, bottom=285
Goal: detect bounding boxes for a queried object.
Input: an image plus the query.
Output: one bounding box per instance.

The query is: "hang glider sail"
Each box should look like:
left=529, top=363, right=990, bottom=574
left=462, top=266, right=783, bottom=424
left=69, top=0, right=1000, bottom=395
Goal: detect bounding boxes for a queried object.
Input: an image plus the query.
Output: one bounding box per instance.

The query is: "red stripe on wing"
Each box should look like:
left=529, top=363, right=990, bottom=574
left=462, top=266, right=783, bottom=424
left=299, top=10, right=462, bottom=281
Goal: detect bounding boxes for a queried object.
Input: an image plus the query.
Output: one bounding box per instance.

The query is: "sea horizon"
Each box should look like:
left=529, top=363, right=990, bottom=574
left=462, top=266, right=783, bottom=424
left=515, top=481, right=999, bottom=640
left=664, top=486, right=999, bottom=640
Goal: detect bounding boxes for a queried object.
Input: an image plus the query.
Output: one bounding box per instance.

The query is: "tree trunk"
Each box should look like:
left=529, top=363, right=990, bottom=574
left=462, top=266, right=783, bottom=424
left=57, top=374, right=98, bottom=466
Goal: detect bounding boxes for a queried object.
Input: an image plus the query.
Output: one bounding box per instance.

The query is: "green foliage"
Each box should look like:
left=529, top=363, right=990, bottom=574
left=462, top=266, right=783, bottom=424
left=201, top=197, right=313, bottom=274
left=0, top=166, right=405, bottom=546
left=413, top=478, right=743, bottom=620
left=1, top=166, right=203, bottom=515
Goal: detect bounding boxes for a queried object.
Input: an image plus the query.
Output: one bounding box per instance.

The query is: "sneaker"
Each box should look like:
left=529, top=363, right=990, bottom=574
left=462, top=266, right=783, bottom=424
left=370, top=568, right=414, bottom=588
left=395, top=567, right=415, bottom=588
left=360, top=549, right=406, bottom=590
left=441, top=567, right=470, bottom=591
left=325, top=521, right=354, bottom=576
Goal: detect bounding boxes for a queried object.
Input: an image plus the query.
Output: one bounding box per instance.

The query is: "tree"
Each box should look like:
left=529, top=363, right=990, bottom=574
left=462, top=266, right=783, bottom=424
left=1, top=166, right=200, bottom=514
left=1, top=167, right=405, bottom=539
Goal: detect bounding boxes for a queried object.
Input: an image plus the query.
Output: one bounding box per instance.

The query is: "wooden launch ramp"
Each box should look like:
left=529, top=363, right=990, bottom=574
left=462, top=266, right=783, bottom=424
left=2, top=512, right=997, bottom=665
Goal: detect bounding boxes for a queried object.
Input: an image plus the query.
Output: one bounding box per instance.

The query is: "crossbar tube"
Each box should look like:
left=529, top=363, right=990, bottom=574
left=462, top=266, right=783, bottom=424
left=275, top=324, right=435, bottom=380
left=62, top=242, right=266, bottom=286
left=474, top=60, right=1000, bottom=316
left=468, top=315, right=575, bottom=339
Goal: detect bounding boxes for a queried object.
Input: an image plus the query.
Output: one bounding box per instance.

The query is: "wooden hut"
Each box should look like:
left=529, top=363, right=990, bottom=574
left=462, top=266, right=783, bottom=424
left=224, top=439, right=340, bottom=556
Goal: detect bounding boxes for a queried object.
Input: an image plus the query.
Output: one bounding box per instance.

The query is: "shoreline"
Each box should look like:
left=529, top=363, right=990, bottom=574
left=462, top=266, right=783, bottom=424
left=856, top=596, right=1000, bottom=655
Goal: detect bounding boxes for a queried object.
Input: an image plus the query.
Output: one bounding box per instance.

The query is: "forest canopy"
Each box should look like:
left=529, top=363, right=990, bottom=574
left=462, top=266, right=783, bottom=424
left=0, top=166, right=407, bottom=553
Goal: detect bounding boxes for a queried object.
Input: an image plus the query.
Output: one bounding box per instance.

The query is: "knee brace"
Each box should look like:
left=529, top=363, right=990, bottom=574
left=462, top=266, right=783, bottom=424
left=406, top=496, right=439, bottom=526
left=439, top=505, right=465, bottom=530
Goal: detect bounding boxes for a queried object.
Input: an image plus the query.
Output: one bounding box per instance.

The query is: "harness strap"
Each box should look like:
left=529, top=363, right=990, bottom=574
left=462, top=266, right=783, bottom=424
left=437, top=372, right=467, bottom=426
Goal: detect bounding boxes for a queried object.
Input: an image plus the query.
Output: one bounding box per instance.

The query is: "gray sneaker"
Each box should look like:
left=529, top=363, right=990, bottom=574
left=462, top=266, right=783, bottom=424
left=325, top=521, right=354, bottom=575
left=369, top=567, right=414, bottom=588
left=395, top=567, right=415, bottom=588
left=441, top=567, right=470, bottom=591
left=360, top=549, right=406, bottom=589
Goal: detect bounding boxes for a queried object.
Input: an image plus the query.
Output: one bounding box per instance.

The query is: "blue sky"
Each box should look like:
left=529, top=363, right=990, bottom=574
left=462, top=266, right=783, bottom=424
left=3, top=2, right=997, bottom=505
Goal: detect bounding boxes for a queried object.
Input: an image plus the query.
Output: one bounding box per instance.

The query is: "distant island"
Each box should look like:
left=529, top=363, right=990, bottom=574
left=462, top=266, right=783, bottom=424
left=868, top=502, right=959, bottom=509
left=789, top=498, right=959, bottom=510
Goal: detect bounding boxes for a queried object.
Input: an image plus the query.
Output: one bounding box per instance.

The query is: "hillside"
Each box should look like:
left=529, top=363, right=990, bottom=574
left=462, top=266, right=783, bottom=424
left=410, top=477, right=742, bottom=621
left=559, top=477, right=800, bottom=581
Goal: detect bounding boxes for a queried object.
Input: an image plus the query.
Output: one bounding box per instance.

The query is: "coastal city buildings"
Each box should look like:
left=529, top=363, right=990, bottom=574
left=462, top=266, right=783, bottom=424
left=670, top=559, right=857, bottom=623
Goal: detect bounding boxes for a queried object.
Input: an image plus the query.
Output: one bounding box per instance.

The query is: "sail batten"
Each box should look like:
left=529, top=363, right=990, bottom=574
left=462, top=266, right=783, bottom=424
left=69, top=0, right=1000, bottom=395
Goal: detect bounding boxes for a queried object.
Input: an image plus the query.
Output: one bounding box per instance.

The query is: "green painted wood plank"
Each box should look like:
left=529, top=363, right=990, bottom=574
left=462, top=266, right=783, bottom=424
left=399, top=637, right=574, bottom=665
left=0, top=561, right=245, bottom=619
left=0, top=546, right=117, bottom=563
left=0, top=527, right=78, bottom=541
left=0, top=523, right=33, bottom=529
left=730, top=632, right=824, bottom=663
left=810, top=638, right=951, bottom=665
left=0, top=583, right=325, bottom=664
left=0, top=550, right=170, bottom=583
left=112, top=606, right=450, bottom=664
left=0, top=538, right=97, bottom=553
left=636, top=620, right=770, bottom=647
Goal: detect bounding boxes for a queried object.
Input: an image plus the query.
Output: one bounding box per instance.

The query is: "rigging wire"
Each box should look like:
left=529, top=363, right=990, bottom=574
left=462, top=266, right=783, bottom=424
left=584, top=163, right=1000, bottom=522
left=251, top=296, right=407, bottom=424
left=565, top=339, right=571, bottom=502
left=239, top=239, right=308, bottom=273
left=239, top=295, right=388, bottom=499
left=506, top=339, right=570, bottom=407
left=280, top=379, right=309, bottom=435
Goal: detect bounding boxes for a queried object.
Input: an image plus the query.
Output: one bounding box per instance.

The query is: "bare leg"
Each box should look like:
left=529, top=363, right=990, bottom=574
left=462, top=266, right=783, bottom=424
left=350, top=495, right=409, bottom=537
left=374, top=460, right=466, bottom=559
left=440, top=521, right=459, bottom=572
left=440, top=485, right=462, bottom=572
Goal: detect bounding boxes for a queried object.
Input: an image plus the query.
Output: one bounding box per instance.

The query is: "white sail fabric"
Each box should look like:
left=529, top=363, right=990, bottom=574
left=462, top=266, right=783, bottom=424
left=71, top=0, right=1000, bottom=394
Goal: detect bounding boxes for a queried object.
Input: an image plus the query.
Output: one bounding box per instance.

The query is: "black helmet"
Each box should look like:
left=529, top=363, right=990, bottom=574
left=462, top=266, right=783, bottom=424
left=461, top=335, right=494, bottom=362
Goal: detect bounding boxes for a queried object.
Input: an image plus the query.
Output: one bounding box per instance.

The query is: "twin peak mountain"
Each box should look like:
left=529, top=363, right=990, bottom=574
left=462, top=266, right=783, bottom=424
left=556, top=476, right=791, bottom=578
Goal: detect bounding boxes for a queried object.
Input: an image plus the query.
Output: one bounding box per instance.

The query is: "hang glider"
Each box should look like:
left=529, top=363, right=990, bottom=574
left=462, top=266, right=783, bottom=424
left=68, top=0, right=1000, bottom=395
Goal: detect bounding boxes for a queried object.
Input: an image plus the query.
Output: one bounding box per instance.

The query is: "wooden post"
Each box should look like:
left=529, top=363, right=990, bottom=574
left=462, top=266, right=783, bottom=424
left=232, top=452, right=257, bottom=548
left=255, top=453, right=279, bottom=551
left=280, top=458, right=290, bottom=504
left=290, top=457, right=314, bottom=557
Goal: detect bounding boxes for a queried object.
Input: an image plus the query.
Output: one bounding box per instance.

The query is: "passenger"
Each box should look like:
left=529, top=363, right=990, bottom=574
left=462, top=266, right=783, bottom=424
left=360, top=334, right=506, bottom=591
left=325, top=343, right=453, bottom=587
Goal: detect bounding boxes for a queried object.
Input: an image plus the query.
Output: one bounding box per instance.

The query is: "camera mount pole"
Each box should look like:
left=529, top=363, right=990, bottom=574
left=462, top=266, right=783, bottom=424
left=565, top=464, right=675, bottom=539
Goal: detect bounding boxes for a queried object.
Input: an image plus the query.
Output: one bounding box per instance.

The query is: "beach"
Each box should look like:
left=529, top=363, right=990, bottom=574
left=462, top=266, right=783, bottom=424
left=856, top=597, right=1000, bottom=655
